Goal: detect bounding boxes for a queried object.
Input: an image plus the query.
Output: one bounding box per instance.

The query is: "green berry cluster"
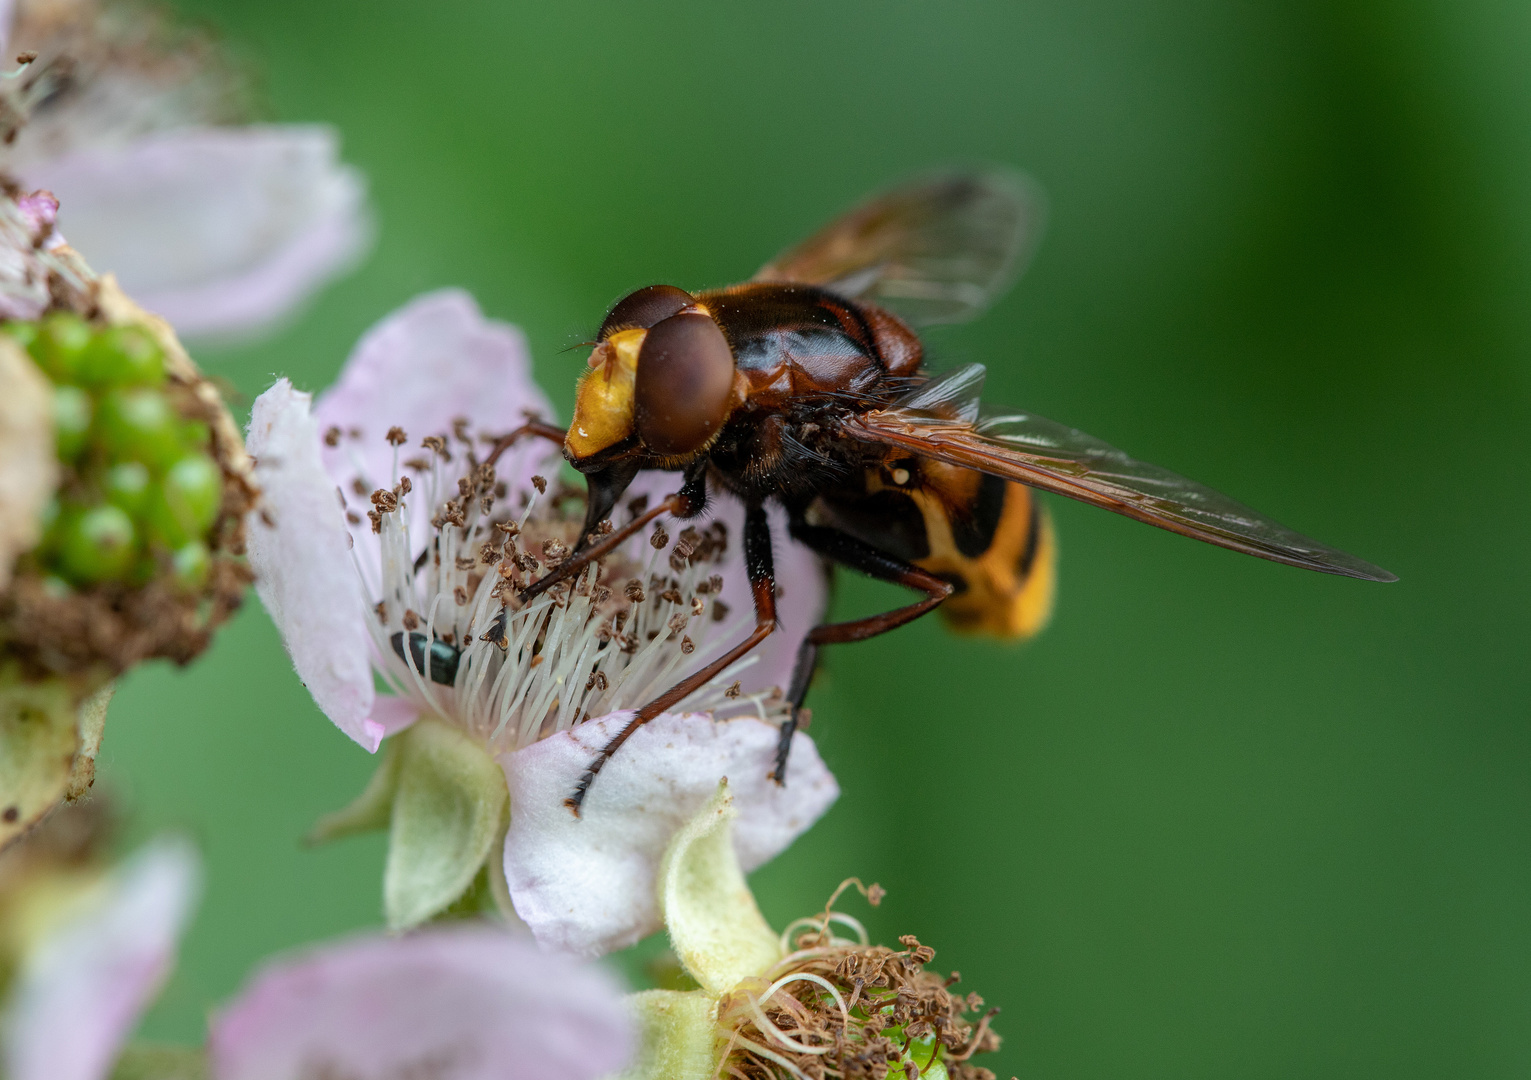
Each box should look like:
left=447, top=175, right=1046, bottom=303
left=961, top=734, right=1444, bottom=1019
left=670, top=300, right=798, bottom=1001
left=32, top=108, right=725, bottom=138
left=8, top=313, right=222, bottom=591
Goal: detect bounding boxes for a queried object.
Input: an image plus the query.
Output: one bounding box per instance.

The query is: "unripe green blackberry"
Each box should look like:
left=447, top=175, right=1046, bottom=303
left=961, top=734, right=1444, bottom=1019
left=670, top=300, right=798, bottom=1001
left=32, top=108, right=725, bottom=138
left=55, top=504, right=137, bottom=584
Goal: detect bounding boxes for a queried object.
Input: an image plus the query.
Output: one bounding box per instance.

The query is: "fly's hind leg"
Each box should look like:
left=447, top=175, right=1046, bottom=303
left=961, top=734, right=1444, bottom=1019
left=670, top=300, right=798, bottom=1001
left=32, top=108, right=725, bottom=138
left=564, top=500, right=779, bottom=815
left=771, top=519, right=956, bottom=784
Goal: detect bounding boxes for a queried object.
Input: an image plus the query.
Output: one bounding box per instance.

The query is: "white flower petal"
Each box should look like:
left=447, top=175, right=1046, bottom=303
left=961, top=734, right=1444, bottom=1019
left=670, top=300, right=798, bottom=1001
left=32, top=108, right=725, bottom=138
left=23, top=125, right=369, bottom=340
left=208, top=926, right=632, bottom=1080
left=1, top=838, right=199, bottom=1080
left=501, top=712, right=838, bottom=958
left=313, top=288, right=557, bottom=570
left=246, top=379, right=378, bottom=751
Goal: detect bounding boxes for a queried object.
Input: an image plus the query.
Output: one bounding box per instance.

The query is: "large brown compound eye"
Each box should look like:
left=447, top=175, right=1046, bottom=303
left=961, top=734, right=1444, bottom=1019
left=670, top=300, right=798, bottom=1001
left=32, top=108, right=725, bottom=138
left=634, top=312, right=736, bottom=456
left=597, top=284, right=694, bottom=340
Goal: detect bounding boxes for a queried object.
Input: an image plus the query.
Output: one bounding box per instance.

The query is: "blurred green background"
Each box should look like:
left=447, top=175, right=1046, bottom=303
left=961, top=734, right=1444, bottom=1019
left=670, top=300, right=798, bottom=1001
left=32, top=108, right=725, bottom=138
left=94, top=1, right=1531, bottom=1076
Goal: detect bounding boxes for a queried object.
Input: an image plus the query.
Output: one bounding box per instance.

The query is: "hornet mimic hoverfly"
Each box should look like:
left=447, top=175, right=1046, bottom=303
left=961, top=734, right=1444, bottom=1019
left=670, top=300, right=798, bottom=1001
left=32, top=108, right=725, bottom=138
left=492, top=169, right=1395, bottom=811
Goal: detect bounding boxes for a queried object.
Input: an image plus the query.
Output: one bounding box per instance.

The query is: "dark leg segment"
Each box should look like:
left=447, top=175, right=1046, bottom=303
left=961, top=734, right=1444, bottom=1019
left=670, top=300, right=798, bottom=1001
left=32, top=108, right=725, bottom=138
left=565, top=500, right=779, bottom=813
left=770, top=521, right=956, bottom=783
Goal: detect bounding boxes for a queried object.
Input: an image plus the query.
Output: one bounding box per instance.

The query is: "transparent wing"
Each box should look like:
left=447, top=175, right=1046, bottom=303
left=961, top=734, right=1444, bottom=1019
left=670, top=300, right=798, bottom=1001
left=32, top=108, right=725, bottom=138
left=752, top=168, right=1044, bottom=326
left=842, top=365, right=1396, bottom=581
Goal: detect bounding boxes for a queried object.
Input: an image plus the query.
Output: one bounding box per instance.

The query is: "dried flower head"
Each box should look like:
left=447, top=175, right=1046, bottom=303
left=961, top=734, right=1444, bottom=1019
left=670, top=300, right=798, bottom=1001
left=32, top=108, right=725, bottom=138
left=718, top=884, right=1001, bottom=1080
left=616, top=785, right=1005, bottom=1080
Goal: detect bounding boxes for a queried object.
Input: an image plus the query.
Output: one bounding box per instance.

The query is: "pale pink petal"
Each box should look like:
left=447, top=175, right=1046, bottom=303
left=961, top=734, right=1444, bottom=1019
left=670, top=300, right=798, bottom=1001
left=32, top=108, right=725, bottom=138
left=1, top=839, right=199, bottom=1080
left=368, top=696, right=420, bottom=738
left=501, top=712, right=838, bottom=957
left=22, top=125, right=369, bottom=340
left=313, top=289, right=557, bottom=575
left=620, top=473, right=826, bottom=700
left=208, top=926, right=632, bottom=1080
left=246, top=379, right=379, bottom=751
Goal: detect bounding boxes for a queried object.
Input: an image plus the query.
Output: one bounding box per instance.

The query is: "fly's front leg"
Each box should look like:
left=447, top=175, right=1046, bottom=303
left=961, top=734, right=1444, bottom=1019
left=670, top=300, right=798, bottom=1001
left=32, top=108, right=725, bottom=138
left=770, top=519, right=955, bottom=783
left=564, top=499, right=779, bottom=814
left=522, top=462, right=708, bottom=603
left=482, top=419, right=566, bottom=467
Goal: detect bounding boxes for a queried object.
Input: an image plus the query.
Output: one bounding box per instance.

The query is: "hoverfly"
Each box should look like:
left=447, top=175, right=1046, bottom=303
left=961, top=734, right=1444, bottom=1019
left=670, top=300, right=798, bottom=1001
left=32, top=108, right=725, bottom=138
left=496, top=169, right=1395, bottom=811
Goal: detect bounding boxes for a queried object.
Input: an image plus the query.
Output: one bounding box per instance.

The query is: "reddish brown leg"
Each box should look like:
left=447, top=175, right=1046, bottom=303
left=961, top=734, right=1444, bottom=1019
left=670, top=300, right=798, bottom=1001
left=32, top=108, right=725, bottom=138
left=773, top=521, right=955, bottom=782
left=482, top=420, right=565, bottom=468
left=565, top=501, right=778, bottom=814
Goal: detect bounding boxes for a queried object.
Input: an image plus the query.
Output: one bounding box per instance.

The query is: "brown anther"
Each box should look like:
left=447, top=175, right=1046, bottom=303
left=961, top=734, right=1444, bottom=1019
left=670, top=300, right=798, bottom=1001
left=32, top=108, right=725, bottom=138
left=593, top=519, right=614, bottom=536
left=659, top=588, right=683, bottom=605
left=455, top=556, right=477, bottom=571
left=592, top=586, right=612, bottom=605
left=495, top=520, right=520, bottom=537
left=324, top=425, right=342, bottom=447
left=531, top=475, right=547, bottom=494
left=454, top=586, right=469, bottom=606
left=386, top=426, right=408, bottom=446
left=452, top=417, right=472, bottom=443
left=404, top=457, right=430, bottom=471
left=351, top=477, right=368, bottom=497
left=708, top=574, right=723, bottom=593
left=649, top=524, right=669, bottom=550
left=690, top=597, right=705, bottom=616
left=374, top=601, right=387, bottom=623
left=367, top=509, right=382, bottom=534
left=627, top=494, right=649, bottom=517
left=542, top=538, right=569, bottom=566
left=370, top=488, right=399, bottom=513
left=624, top=580, right=645, bottom=603
left=479, top=543, right=502, bottom=566
left=421, top=435, right=448, bottom=455
left=680, top=636, right=694, bottom=655
left=711, top=600, right=730, bottom=622
left=346, top=511, right=362, bottom=525
left=530, top=654, right=544, bottom=668
left=458, top=476, right=475, bottom=498
left=724, top=681, right=741, bottom=699
left=667, top=613, right=688, bottom=634
left=479, top=496, right=494, bottom=515
left=402, top=610, right=420, bottom=631
left=396, top=475, right=412, bottom=495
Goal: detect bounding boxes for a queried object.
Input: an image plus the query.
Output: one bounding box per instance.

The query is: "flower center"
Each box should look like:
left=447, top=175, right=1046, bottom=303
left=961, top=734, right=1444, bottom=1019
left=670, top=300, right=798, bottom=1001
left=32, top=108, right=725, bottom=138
left=345, top=423, right=784, bottom=756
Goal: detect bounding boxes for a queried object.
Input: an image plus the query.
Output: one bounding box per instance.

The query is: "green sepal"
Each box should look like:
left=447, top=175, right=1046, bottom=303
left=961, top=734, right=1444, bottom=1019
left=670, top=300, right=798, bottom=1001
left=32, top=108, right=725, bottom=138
left=610, top=989, right=718, bottom=1080
left=306, top=737, right=401, bottom=845
left=383, top=718, right=508, bottom=931
left=109, top=1042, right=209, bottom=1080
left=0, top=669, right=81, bottom=850
left=658, top=780, right=781, bottom=997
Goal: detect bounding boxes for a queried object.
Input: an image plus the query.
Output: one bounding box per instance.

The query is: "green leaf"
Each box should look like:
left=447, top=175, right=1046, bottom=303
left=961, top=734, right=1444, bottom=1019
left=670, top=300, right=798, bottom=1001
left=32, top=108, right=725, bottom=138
left=658, top=780, right=780, bottom=996
left=383, top=718, right=507, bottom=931
left=109, top=1042, right=209, bottom=1080
left=306, top=737, right=401, bottom=845
left=611, top=989, right=718, bottom=1080
left=0, top=670, right=80, bottom=851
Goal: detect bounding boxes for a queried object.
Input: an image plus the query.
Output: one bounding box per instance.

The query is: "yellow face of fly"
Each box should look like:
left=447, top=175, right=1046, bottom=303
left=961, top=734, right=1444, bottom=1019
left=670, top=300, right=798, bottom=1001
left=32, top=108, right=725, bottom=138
left=565, top=328, right=646, bottom=461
